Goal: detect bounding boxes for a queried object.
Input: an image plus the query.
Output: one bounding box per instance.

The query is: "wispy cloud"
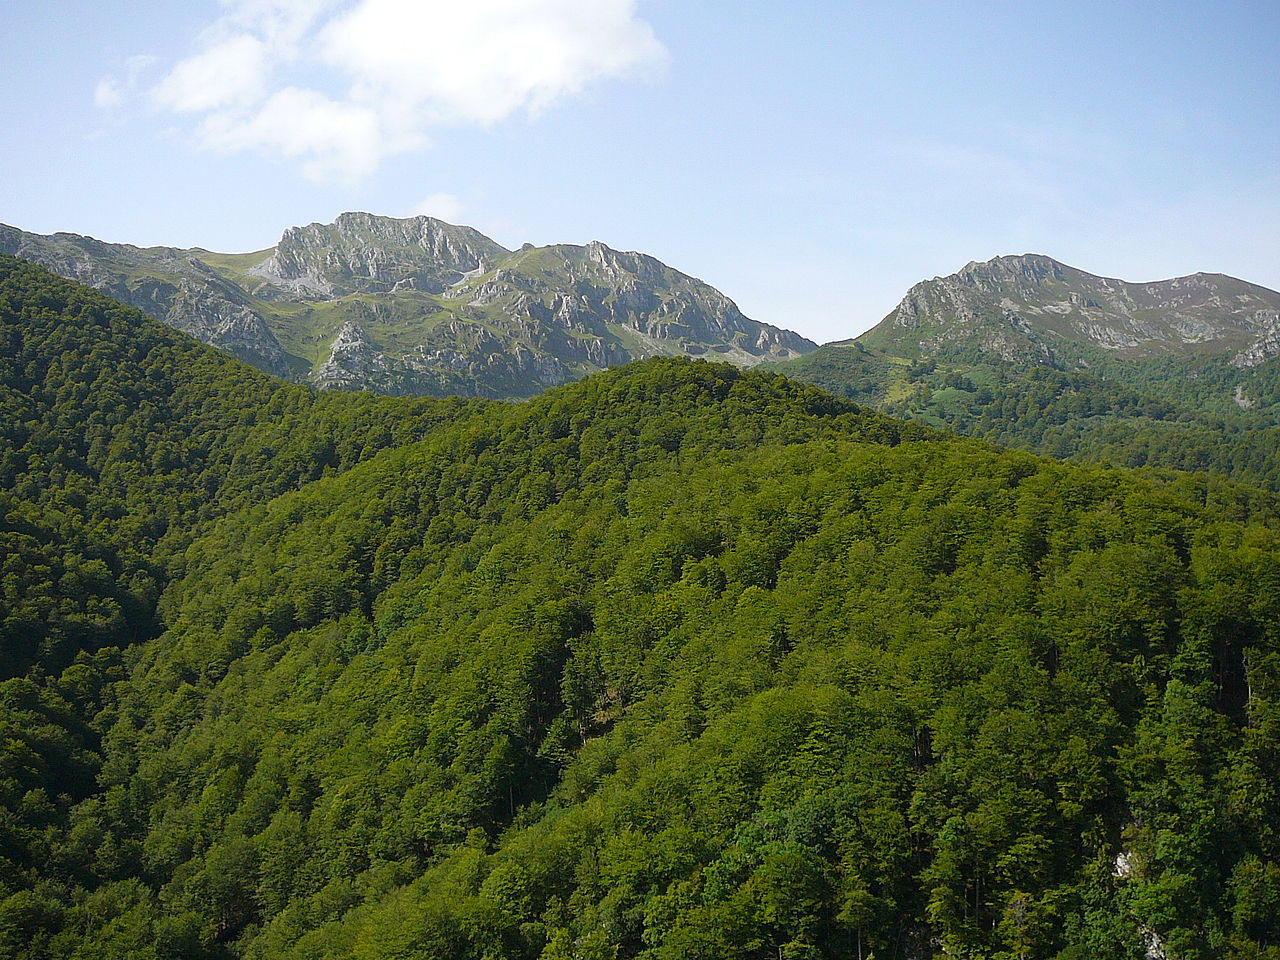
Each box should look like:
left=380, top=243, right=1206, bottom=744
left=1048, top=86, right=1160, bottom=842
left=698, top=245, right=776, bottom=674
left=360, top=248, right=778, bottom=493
left=880, top=137, right=1078, bottom=222
left=152, top=34, right=272, bottom=113
left=99, top=0, right=667, bottom=183
left=94, top=55, right=160, bottom=110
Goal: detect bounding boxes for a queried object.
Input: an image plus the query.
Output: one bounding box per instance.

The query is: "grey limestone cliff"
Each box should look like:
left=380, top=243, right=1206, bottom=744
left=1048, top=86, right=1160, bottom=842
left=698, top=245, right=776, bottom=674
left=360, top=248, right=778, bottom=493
left=248, top=212, right=510, bottom=298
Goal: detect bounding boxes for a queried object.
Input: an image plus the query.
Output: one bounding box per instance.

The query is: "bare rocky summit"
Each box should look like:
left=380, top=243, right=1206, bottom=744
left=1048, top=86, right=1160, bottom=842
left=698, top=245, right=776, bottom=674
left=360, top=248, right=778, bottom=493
left=248, top=212, right=510, bottom=298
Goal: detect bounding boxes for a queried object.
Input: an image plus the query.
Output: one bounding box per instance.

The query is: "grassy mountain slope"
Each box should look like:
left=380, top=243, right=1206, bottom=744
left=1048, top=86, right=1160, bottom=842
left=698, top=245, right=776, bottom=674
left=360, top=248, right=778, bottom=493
left=858, top=254, right=1280, bottom=365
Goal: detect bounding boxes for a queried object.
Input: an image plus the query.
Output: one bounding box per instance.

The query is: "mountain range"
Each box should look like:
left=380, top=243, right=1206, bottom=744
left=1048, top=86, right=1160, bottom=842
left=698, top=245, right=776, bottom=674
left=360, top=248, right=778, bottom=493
left=9, top=212, right=1280, bottom=486
left=0, top=213, right=814, bottom=398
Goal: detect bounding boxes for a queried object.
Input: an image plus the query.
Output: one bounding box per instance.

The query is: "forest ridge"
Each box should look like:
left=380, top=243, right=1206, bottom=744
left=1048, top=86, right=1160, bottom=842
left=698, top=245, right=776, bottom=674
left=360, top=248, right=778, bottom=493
left=1, top=254, right=1279, bottom=958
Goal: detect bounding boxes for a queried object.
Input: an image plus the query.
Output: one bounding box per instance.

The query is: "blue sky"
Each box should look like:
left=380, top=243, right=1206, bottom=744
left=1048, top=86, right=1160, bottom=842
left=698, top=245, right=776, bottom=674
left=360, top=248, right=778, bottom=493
left=2, top=0, right=1277, bottom=342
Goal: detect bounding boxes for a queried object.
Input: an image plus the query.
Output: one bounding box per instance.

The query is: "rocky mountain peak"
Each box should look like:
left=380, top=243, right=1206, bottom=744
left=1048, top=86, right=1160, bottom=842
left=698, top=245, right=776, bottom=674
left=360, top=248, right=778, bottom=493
left=955, top=253, right=1071, bottom=288
left=862, top=253, right=1280, bottom=366
left=250, top=212, right=511, bottom=298
left=577, top=240, right=665, bottom=283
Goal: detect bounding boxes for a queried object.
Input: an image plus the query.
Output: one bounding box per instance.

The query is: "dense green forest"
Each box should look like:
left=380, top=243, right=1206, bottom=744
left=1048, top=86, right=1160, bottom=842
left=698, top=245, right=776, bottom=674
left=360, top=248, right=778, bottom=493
left=0, top=254, right=482, bottom=678
left=0, top=253, right=481, bottom=915
left=775, top=341, right=1280, bottom=490
left=3, top=255, right=1280, bottom=959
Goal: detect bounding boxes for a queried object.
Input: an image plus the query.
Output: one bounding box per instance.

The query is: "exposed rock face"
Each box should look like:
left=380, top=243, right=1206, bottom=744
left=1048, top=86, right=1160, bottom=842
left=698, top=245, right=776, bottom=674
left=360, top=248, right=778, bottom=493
left=1111, top=848, right=1168, bottom=960
left=447, top=240, right=814, bottom=368
left=311, top=321, right=389, bottom=391
left=1231, top=313, right=1280, bottom=368
left=248, top=212, right=510, bottom=298
left=862, top=253, right=1280, bottom=366
left=307, top=317, right=588, bottom=398
left=0, top=215, right=815, bottom=398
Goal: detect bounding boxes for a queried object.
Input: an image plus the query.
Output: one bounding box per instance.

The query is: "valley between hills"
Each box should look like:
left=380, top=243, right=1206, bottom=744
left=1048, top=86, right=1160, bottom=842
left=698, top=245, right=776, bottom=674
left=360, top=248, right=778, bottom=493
left=2, top=218, right=1280, bottom=960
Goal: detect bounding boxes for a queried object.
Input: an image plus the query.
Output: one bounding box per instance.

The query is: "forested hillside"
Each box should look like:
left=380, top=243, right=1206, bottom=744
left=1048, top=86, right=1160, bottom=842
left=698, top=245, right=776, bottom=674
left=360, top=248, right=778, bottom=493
left=776, top=336, right=1280, bottom=490
left=2, top=259, right=1279, bottom=959
left=0, top=253, right=483, bottom=675
left=0, top=253, right=481, bottom=907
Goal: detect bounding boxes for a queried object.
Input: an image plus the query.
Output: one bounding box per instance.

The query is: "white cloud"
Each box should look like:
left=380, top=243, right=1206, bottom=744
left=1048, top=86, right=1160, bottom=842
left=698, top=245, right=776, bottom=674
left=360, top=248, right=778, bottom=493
left=137, top=0, right=667, bottom=182
left=199, top=87, right=400, bottom=183
left=318, top=0, right=668, bottom=125
left=219, top=0, right=338, bottom=46
left=406, top=192, right=465, bottom=222
left=153, top=34, right=272, bottom=112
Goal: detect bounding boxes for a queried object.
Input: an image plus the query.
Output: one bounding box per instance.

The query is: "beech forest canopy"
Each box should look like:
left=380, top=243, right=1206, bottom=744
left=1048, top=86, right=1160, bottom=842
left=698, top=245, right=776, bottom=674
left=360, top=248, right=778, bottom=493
left=1, top=255, right=1279, bottom=959
left=777, top=341, right=1280, bottom=493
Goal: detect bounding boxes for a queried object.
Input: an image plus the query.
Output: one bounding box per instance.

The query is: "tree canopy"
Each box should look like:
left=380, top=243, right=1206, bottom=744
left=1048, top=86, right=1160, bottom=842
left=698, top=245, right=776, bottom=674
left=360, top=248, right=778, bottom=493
left=2, top=255, right=1279, bottom=959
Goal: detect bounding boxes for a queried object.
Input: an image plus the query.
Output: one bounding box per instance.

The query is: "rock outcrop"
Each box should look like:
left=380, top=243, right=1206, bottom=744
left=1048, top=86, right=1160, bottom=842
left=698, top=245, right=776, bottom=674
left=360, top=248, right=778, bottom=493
left=248, top=212, right=510, bottom=298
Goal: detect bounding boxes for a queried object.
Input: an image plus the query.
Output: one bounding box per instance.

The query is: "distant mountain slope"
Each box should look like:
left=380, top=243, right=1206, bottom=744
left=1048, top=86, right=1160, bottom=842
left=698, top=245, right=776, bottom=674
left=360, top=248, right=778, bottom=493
left=859, top=253, right=1280, bottom=365
left=0, top=214, right=815, bottom=397
left=0, top=224, right=295, bottom=376
left=777, top=256, right=1280, bottom=488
